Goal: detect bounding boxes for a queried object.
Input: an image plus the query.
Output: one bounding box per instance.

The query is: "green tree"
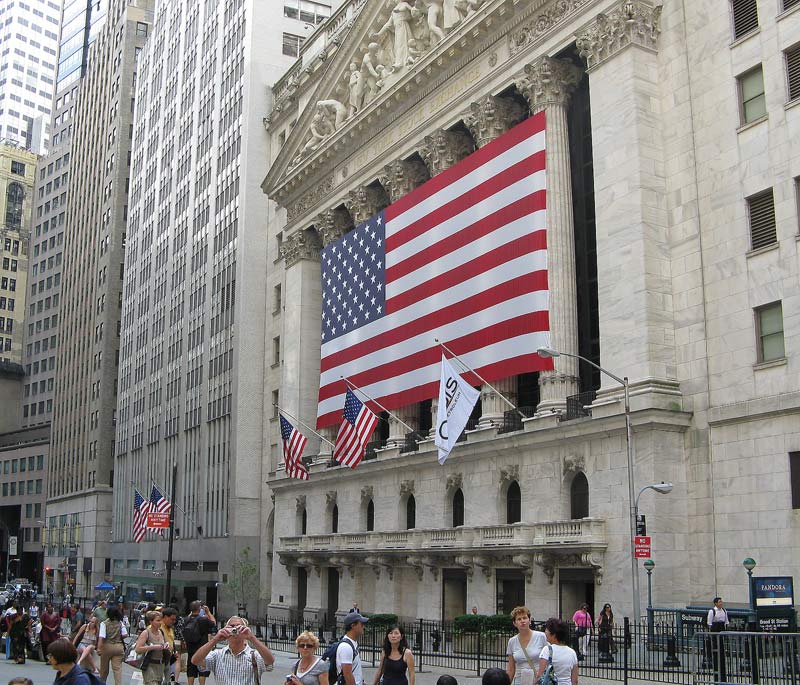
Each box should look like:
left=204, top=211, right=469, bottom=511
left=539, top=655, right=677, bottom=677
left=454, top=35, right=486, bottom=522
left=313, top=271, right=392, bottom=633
left=225, top=546, right=259, bottom=613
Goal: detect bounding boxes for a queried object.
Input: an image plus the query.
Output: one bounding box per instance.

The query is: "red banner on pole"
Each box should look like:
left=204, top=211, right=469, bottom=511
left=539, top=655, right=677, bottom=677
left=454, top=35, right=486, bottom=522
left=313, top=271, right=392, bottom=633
left=146, top=512, right=170, bottom=529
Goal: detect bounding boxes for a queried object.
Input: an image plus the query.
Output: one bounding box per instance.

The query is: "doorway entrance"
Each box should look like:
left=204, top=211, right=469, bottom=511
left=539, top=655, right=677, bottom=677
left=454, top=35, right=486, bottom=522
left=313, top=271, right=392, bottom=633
left=297, top=567, right=308, bottom=616
left=326, top=568, right=339, bottom=628
left=496, top=570, right=526, bottom=614
left=442, top=569, right=467, bottom=620
left=205, top=584, right=218, bottom=616
left=558, top=569, right=595, bottom=618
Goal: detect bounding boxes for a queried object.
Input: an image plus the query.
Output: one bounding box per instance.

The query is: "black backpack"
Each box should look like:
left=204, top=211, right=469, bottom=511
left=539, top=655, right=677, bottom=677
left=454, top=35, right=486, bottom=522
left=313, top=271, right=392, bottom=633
left=321, top=636, right=358, bottom=685
left=182, top=616, right=202, bottom=644
left=81, top=668, right=107, bottom=685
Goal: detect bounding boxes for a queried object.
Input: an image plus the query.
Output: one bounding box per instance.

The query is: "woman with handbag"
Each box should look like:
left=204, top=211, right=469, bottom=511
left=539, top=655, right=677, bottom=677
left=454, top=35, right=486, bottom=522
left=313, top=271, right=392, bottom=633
left=595, top=604, right=614, bottom=659
left=135, top=610, right=170, bottom=685
left=570, top=605, right=592, bottom=661
left=98, top=607, right=128, bottom=685
left=534, top=619, right=578, bottom=685
left=506, top=606, right=547, bottom=685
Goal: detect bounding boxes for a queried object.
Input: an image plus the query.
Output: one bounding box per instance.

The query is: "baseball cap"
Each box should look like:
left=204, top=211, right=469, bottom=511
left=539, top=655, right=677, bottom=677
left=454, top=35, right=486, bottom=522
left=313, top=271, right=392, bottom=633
left=343, top=611, right=369, bottom=629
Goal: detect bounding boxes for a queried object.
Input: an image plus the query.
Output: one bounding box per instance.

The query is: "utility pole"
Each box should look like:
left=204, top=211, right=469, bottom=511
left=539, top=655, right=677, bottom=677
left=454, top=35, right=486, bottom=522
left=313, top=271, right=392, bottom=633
left=164, top=463, right=178, bottom=606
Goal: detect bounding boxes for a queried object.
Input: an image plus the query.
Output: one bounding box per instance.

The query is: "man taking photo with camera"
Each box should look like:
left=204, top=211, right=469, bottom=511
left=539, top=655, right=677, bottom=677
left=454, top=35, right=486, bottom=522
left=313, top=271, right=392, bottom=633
left=190, top=616, right=274, bottom=685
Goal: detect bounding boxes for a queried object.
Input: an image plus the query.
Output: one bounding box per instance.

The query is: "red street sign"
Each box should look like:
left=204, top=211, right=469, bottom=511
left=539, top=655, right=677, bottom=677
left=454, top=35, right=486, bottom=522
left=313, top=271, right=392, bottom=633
left=634, top=535, right=651, bottom=559
left=146, top=512, right=170, bottom=529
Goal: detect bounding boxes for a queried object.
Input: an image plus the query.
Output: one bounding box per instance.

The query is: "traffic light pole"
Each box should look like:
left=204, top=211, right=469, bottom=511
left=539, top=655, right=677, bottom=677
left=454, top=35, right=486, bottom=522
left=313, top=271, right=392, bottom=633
left=164, top=463, right=178, bottom=606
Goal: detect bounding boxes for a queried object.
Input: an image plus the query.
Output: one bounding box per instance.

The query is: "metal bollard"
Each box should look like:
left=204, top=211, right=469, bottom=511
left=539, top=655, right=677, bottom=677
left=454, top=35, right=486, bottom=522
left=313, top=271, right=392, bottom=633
left=663, top=636, right=681, bottom=668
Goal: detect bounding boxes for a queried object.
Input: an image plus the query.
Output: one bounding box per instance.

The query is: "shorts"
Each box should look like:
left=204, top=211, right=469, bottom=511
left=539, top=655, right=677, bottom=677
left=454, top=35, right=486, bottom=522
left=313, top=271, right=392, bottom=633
left=185, top=648, right=210, bottom=678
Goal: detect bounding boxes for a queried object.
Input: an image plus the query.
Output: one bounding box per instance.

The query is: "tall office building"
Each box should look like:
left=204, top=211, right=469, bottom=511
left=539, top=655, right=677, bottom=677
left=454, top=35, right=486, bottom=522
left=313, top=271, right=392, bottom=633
left=112, top=0, right=335, bottom=612
left=24, top=0, right=108, bottom=428
left=0, top=143, right=37, bottom=365
left=44, top=0, right=153, bottom=598
left=0, top=0, right=63, bottom=154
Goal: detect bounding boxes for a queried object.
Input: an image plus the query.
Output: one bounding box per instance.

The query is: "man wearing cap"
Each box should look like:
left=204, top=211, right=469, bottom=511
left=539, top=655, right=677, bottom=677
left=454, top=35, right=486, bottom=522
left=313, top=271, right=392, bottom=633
left=337, top=612, right=368, bottom=685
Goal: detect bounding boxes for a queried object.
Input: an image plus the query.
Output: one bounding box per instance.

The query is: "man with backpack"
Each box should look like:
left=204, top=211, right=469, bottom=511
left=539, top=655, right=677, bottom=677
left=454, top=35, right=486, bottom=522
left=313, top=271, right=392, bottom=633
left=182, top=601, right=215, bottom=685
left=335, top=612, right=369, bottom=685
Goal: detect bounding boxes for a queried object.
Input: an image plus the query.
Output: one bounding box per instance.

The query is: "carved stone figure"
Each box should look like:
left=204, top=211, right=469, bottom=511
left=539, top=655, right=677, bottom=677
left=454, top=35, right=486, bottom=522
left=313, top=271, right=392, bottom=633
left=443, top=0, right=465, bottom=31
left=317, top=99, right=348, bottom=131
left=373, top=1, right=415, bottom=73
left=415, top=0, right=445, bottom=44
left=454, top=0, right=484, bottom=19
left=299, top=111, right=330, bottom=159
left=360, top=43, right=384, bottom=105
left=347, top=62, right=364, bottom=116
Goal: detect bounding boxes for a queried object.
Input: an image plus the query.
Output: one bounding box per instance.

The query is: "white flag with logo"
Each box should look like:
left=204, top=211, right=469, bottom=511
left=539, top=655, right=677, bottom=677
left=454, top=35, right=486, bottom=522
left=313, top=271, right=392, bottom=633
left=435, top=355, right=480, bottom=465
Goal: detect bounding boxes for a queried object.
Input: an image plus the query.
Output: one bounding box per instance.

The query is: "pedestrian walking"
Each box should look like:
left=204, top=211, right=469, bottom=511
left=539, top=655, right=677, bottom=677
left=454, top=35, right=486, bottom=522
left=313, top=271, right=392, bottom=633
left=373, top=625, right=415, bottom=685
left=92, top=601, right=108, bottom=624
left=595, top=604, right=614, bottom=661
left=190, top=616, right=274, bottom=685
left=534, top=618, right=578, bottom=685
left=707, top=597, right=729, bottom=632
left=506, top=606, right=547, bottom=685
left=135, top=610, right=171, bottom=685
left=288, top=630, right=329, bottom=685
left=9, top=612, right=31, bottom=664
left=182, top=601, right=216, bottom=685
left=570, top=605, right=592, bottom=661
left=161, top=607, right=182, bottom=683
left=46, top=638, right=91, bottom=685
left=97, top=606, right=128, bottom=685
left=336, top=612, right=369, bottom=685
left=41, top=604, right=61, bottom=655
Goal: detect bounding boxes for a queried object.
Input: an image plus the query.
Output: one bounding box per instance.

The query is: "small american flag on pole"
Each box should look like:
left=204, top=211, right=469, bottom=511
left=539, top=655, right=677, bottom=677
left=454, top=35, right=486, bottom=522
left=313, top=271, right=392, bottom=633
left=333, top=388, right=379, bottom=468
left=279, top=414, right=310, bottom=480
left=150, top=484, right=171, bottom=515
left=317, top=112, right=552, bottom=427
left=133, top=489, right=148, bottom=543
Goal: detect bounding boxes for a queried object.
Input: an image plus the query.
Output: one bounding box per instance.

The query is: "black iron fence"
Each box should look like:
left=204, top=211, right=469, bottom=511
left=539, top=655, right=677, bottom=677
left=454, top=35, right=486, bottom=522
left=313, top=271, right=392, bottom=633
left=254, top=615, right=800, bottom=684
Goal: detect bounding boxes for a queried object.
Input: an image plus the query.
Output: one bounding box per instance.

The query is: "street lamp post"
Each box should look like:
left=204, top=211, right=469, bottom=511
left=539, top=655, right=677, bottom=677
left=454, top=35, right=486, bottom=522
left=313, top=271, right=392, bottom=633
left=743, top=557, right=757, bottom=626
left=538, top=346, right=675, bottom=622
left=644, top=559, right=655, bottom=644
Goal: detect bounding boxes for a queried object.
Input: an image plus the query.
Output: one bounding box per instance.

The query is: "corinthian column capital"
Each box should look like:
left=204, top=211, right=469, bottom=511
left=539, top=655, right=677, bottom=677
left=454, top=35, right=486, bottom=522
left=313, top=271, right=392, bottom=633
left=280, top=229, right=321, bottom=267
left=518, top=57, right=584, bottom=114
left=379, top=158, right=430, bottom=204
left=463, top=95, right=526, bottom=148
left=419, top=129, right=475, bottom=176
left=316, top=207, right=352, bottom=246
left=576, top=0, right=662, bottom=71
left=344, top=185, right=389, bottom=226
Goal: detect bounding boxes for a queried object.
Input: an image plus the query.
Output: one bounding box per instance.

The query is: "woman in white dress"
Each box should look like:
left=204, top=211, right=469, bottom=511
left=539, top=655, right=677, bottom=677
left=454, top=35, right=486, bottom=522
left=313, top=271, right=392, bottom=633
left=506, top=606, right=548, bottom=685
left=535, top=618, right=578, bottom=685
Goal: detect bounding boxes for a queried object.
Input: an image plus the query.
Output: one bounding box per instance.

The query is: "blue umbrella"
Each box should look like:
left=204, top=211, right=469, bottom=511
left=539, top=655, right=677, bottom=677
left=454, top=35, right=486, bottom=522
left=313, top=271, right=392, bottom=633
left=95, top=581, right=115, bottom=591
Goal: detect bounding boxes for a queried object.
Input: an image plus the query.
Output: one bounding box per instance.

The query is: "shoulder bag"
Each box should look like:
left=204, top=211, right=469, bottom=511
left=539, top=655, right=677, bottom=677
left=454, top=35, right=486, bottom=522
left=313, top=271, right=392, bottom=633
left=251, top=650, right=261, bottom=685
left=125, top=631, right=151, bottom=671
left=536, top=645, right=557, bottom=685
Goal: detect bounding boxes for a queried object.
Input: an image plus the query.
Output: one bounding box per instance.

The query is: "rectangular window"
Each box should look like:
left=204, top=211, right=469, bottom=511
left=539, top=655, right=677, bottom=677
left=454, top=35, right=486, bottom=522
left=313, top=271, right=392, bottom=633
left=282, top=32, right=304, bottom=57
left=10, top=160, right=25, bottom=175
left=755, top=301, right=785, bottom=362
left=784, top=0, right=800, bottom=11
left=738, top=66, right=766, bottom=124
left=747, top=189, right=777, bottom=249
left=273, top=336, right=281, bottom=365
left=273, top=284, right=282, bottom=314
left=272, top=390, right=279, bottom=418
left=787, top=43, right=800, bottom=102
left=136, top=22, right=148, bottom=37
left=789, top=452, right=800, bottom=511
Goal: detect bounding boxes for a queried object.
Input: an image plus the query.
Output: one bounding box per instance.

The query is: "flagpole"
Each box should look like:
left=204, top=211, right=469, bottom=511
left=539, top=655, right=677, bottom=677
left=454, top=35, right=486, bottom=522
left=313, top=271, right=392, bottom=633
left=435, top=339, right=526, bottom=420
left=274, top=404, right=335, bottom=447
left=149, top=477, right=204, bottom=534
left=341, top=376, right=416, bottom=433
left=164, top=462, right=177, bottom=607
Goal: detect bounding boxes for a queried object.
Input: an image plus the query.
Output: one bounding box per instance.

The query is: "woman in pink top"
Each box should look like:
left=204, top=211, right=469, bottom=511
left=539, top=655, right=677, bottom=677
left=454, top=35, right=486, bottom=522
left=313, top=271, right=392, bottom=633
left=571, top=604, right=592, bottom=660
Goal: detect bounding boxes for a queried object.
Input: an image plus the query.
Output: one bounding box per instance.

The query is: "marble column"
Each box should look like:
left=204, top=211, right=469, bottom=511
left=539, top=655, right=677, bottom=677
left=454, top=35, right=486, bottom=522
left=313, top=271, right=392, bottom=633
left=280, top=229, right=323, bottom=455
left=378, top=159, right=431, bottom=446
left=300, top=560, right=325, bottom=622
left=517, top=56, right=583, bottom=414
left=576, top=1, right=679, bottom=409
left=463, top=95, right=526, bottom=427
left=316, top=209, right=352, bottom=456
left=420, top=130, right=476, bottom=435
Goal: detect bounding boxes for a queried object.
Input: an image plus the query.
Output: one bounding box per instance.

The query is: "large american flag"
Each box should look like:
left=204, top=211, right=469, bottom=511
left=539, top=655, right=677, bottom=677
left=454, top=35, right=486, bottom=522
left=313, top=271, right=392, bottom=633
left=317, top=112, right=552, bottom=427
left=132, top=489, right=148, bottom=543
left=149, top=484, right=171, bottom=515
left=279, top=414, right=310, bottom=480
left=333, top=388, right=379, bottom=468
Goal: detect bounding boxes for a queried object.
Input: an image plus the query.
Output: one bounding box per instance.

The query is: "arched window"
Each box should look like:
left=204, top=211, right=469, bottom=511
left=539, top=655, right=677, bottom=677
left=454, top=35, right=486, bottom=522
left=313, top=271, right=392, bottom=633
left=366, top=500, right=374, bottom=532
left=331, top=504, right=339, bottom=533
left=506, top=481, right=521, bottom=524
left=452, top=488, right=464, bottom=527
left=5, top=182, right=24, bottom=231
left=571, top=472, right=589, bottom=519
left=406, top=495, right=416, bottom=530
left=301, top=508, right=307, bottom=535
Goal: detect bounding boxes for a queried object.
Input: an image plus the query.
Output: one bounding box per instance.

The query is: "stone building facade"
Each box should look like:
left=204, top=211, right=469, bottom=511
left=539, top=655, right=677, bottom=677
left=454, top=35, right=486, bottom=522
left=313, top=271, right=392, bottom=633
left=261, top=0, right=800, bottom=622
left=44, top=0, right=154, bottom=599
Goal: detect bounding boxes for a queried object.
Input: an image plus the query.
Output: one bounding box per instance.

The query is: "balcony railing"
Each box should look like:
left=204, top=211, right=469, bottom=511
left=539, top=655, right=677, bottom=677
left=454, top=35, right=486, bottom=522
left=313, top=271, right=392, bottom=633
left=497, top=406, right=537, bottom=434
left=279, top=518, right=606, bottom=555
left=564, top=390, right=597, bottom=421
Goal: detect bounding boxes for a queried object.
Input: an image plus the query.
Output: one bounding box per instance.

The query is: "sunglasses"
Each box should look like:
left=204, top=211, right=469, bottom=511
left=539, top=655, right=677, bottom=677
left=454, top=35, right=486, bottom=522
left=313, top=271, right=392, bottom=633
left=297, top=643, right=315, bottom=649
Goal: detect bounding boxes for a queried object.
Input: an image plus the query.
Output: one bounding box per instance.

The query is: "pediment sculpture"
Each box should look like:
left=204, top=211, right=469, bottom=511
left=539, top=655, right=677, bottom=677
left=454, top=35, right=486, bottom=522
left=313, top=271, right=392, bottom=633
left=290, top=0, right=489, bottom=170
